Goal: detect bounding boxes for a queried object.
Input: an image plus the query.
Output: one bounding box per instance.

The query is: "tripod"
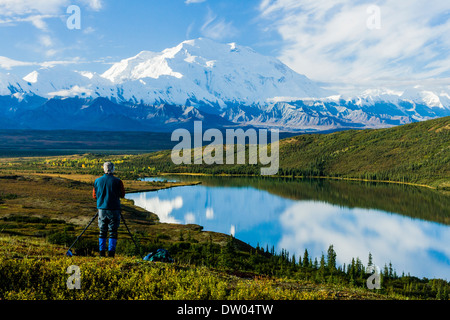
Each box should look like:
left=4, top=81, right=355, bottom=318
left=66, top=211, right=142, bottom=258
left=120, top=212, right=143, bottom=259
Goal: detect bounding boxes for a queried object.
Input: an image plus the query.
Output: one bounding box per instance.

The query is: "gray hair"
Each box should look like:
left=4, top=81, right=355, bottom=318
left=103, top=162, right=115, bottom=174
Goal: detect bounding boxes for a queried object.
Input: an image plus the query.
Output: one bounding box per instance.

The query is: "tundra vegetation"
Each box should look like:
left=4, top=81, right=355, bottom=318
left=0, top=117, right=448, bottom=300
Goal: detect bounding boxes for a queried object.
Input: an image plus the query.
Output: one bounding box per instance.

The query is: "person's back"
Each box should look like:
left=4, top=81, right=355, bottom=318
left=93, top=173, right=125, bottom=210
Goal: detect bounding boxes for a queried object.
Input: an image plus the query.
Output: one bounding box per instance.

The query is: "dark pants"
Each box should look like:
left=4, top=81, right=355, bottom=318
left=98, top=209, right=121, bottom=252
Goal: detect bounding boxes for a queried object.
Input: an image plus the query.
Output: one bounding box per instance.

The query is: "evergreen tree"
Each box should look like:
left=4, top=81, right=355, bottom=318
left=327, top=245, right=337, bottom=272
left=303, top=249, right=309, bottom=268
left=319, top=253, right=326, bottom=270
left=388, top=262, right=394, bottom=278
left=368, top=252, right=373, bottom=268
left=318, top=253, right=326, bottom=282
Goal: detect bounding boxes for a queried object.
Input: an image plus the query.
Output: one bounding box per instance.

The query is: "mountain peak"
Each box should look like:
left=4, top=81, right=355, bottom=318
left=99, top=38, right=332, bottom=104
left=101, top=47, right=183, bottom=83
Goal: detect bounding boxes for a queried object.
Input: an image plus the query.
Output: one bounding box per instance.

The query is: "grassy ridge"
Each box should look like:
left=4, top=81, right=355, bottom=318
left=111, top=116, right=449, bottom=189
left=278, top=116, right=450, bottom=188
left=0, top=236, right=443, bottom=301
left=0, top=237, right=367, bottom=300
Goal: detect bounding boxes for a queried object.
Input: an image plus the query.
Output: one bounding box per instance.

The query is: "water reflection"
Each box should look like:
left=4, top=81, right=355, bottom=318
left=279, top=201, right=450, bottom=280
left=126, top=179, right=450, bottom=280
left=129, top=185, right=287, bottom=235
left=136, top=194, right=183, bottom=224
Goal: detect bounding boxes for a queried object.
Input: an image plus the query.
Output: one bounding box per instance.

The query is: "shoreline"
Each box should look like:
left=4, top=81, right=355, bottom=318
left=156, top=171, right=449, bottom=194
left=124, top=181, right=202, bottom=195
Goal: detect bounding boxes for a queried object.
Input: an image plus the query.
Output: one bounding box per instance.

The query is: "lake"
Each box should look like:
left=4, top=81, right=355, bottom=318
left=125, top=176, right=450, bottom=280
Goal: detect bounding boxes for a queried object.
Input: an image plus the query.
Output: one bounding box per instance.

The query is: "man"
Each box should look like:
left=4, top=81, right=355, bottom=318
left=93, top=162, right=125, bottom=257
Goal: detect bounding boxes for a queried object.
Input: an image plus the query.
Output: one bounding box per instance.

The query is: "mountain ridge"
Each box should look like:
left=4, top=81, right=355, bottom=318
left=0, top=38, right=449, bottom=132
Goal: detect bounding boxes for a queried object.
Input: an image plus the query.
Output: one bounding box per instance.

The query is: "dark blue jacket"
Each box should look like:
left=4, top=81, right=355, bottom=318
left=93, top=174, right=125, bottom=210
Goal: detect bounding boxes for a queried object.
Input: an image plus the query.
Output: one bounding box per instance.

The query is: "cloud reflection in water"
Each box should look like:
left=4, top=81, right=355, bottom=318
left=126, top=185, right=450, bottom=280
left=279, top=201, right=450, bottom=279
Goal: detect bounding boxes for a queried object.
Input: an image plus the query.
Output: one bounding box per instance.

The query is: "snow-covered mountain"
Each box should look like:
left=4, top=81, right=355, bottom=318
left=18, top=38, right=331, bottom=108
left=100, top=38, right=332, bottom=106
left=0, top=72, right=32, bottom=96
left=0, top=38, right=449, bottom=132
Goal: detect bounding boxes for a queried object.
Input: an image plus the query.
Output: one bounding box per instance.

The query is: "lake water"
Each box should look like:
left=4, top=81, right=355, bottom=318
left=126, top=176, right=450, bottom=280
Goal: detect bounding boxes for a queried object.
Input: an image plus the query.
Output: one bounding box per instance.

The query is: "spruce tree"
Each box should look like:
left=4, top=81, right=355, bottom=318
left=327, top=245, right=337, bottom=272
left=320, top=253, right=326, bottom=270
left=368, top=252, right=373, bottom=268
left=319, top=253, right=326, bottom=282
left=303, top=249, right=309, bottom=268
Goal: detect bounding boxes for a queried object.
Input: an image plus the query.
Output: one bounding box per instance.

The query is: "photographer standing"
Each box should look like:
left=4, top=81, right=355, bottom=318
left=93, top=162, right=125, bottom=258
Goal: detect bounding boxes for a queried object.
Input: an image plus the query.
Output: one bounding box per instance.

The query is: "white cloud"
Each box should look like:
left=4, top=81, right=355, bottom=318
left=83, top=26, right=95, bottom=34
left=0, top=14, right=53, bottom=30
left=230, top=224, right=235, bottom=237
left=258, top=0, right=450, bottom=87
left=185, top=21, right=195, bottom=39
left=44, top=49, right=58, bottom=57
left=0, top=56, right=34, bottom=69
left=27, top=14, right=48, bottom=30
left=0, top=0, right=102, bottom=16
left=39, top=58, right=82, bottom=68
left=47, top=85, right=93, bottom=97
left=130, top=194, right=184, bottom=224
left=0, top=0, right=103, bottom=30
left=39, top=34, right=53, bottom=47
left=0, top=0, right=105, bottom=63
left=184, top=212, right=196, bottom=224
left=200, top=8, right=238, bottom=40
left=0, top=55, right=86, bottom=71
left=185, top=0, right=207, bottom=4
left=80, top=0, right=103, bottom=11
left=0, top=0, right=70, bottom=16
left=205, top=207, right=214, bottom=219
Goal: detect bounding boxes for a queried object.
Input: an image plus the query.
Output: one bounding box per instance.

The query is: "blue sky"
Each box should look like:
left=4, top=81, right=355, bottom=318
left=0, top=0, right=279, bottom=76
left=1, top=0, right=450, bottom=90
